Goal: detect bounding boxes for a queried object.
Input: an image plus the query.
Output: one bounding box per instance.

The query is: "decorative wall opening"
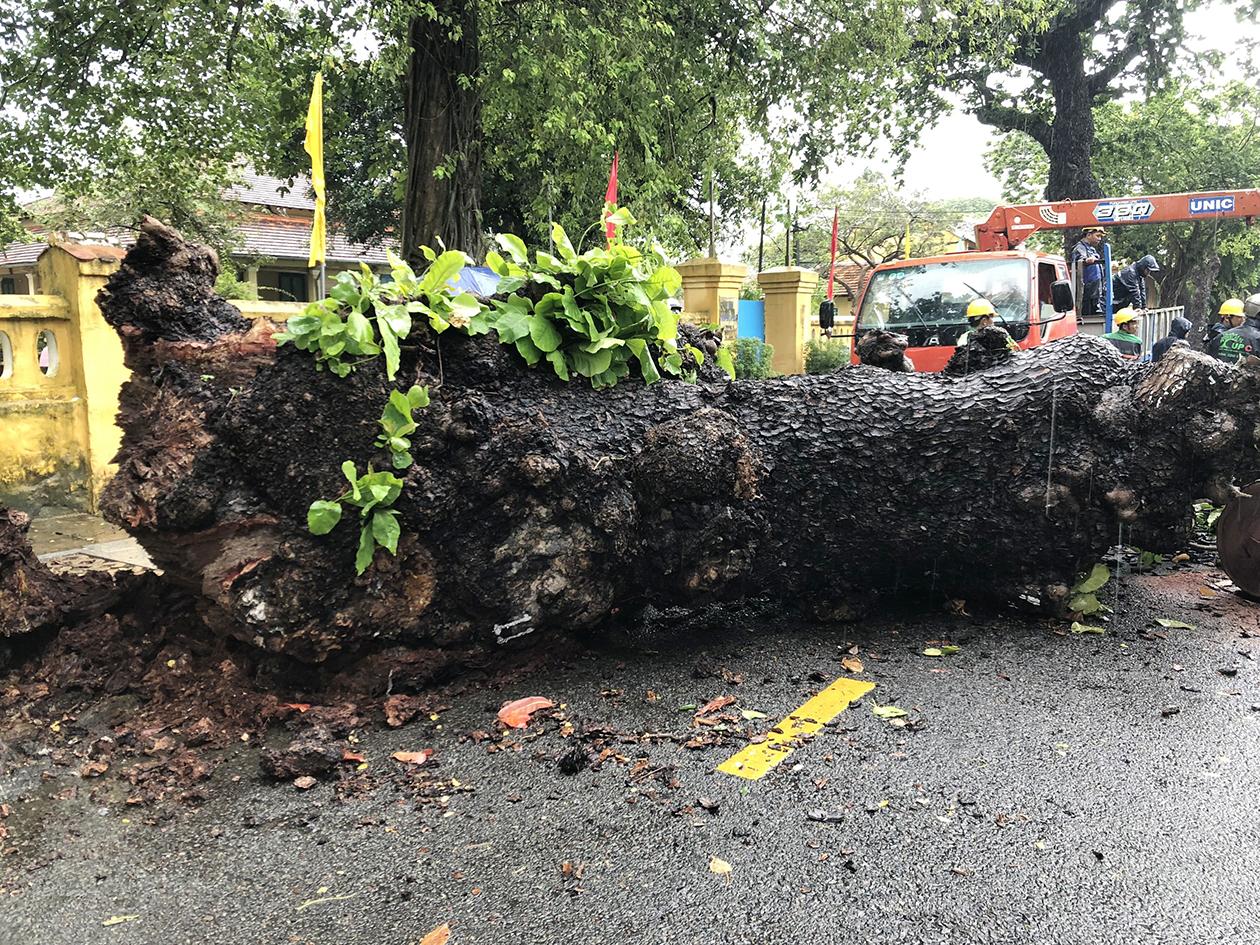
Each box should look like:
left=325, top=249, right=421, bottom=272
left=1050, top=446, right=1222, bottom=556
left=37, top=329, right=59, bottom=377
left=0, top=331, right=11, bottom=380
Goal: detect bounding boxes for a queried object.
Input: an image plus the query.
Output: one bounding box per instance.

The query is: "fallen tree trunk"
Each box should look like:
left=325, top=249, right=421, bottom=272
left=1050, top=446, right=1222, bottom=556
left=96, top=221, right=1260, bottom=663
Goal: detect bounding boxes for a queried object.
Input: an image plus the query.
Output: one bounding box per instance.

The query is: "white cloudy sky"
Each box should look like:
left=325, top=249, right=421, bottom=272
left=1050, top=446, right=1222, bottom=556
left=844, top=2, right=1260, bottom=203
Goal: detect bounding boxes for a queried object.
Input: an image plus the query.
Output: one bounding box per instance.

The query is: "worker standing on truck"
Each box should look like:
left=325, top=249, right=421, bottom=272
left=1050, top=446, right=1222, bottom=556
left=1152, top=316, right=1194, bottom=362
left=1214, top=298, right=1260, bottom=363
left=1112, top=254, right=1160, bottom=311
left=1206, top=298, right=1247, bottom=357
left=957, top=298, right=1018, bottom=350
left=1071, top=227, right=1106, bottom=317
left=1103, top=308, right=1143, bottom=359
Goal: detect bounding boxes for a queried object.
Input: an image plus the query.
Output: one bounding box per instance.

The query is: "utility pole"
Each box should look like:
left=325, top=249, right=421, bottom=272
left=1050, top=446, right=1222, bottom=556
left=707, top=171, right=716, bottom=258
left=784, top=201, right=792, bottom=267
left=757, top=198, right=766, bottom=273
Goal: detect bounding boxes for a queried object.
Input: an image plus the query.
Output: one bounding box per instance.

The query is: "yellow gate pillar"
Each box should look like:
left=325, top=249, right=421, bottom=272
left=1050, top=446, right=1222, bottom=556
left=36, top=244, right=125, bottom=510
left=758, top=267, right=819, bottom=375
left=676, top=258, right=747, bottom=337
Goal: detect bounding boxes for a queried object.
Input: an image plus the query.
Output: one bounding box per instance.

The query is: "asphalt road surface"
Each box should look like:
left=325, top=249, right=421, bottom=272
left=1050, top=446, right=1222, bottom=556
left=3, top=569, right=1260, bottom=945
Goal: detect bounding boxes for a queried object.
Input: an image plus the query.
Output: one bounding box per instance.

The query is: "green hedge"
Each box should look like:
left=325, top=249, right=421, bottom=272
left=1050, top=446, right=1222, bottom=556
left=804, top=338, right=851, bottom=374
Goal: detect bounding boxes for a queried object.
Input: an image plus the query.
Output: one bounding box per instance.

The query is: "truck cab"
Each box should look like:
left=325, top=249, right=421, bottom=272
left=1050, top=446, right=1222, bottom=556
left=850, top=250, right=1077, bottom=372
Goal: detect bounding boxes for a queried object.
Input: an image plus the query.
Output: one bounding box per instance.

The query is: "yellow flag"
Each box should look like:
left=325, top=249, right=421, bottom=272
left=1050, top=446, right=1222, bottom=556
left=304, top=72, right=326, bottom=268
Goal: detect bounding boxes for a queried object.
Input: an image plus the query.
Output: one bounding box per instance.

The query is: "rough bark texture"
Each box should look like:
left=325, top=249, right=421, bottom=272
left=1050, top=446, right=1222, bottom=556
left=95, top=221, right=1260, bottom=666
left=402, top=0, right=484, bottom=263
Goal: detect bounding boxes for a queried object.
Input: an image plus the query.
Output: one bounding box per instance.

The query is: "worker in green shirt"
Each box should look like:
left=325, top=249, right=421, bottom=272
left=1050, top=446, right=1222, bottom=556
left=1103, top=308, right=1143, bottom=360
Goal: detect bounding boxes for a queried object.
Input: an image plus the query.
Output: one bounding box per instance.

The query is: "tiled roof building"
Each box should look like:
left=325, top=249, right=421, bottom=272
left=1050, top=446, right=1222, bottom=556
left=1, top=172, right=397, bottom=301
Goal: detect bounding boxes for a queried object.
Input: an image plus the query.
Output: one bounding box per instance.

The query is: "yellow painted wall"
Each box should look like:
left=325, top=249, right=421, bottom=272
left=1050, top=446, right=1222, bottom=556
left=0, top=293, right=90, bottom=512
left=0, top=248, right=309, bottom=514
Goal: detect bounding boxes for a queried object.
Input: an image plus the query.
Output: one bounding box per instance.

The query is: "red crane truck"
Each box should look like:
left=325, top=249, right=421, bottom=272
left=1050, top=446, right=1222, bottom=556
left=847, top=190, right=1260, bottom=372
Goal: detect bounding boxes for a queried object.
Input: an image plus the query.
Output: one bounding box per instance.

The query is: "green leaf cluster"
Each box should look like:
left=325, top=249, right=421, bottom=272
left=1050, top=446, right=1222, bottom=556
left=1194, top=501, right=1223, bottom=532
left=1068, top=563, right=1110, bottom=616
left=307, top=462, right=406, bottom=575
left=479, top=216, right=718, bottom=388
left=804, top=338, right=851, bottom=375
left=375, top=385, right=431, bottom=469
left=731, top=338, right=775, bottom=380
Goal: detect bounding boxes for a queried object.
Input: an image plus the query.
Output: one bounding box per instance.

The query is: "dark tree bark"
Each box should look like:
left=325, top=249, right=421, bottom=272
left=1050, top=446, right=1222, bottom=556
left=95, top=222, right=1260, bottom=667
left=1039, top=31, right=1104, bottom=206
left=402, top=0, right=484, bottom=263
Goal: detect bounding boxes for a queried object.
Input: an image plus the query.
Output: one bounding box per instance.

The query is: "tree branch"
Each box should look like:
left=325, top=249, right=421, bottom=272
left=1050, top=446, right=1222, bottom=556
left=1087, top=26, right=1145, bottom=99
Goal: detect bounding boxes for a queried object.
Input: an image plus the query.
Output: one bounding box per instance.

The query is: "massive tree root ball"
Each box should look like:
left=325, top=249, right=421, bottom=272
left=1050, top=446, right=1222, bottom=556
left=95, top=220, right=1260, bottom=666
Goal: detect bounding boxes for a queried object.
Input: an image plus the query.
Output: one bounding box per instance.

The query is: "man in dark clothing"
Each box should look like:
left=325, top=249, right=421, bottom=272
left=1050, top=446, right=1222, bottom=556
left=1152, top=316, right=1193, bottom=362
left=1070, top=227, right=1106, bottom=317
left=1112, top=254, right=1160, bottom=311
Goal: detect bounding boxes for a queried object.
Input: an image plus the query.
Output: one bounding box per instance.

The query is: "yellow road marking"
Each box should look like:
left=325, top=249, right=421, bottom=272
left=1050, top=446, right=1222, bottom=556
left=716, top=677, right=874, bottom=780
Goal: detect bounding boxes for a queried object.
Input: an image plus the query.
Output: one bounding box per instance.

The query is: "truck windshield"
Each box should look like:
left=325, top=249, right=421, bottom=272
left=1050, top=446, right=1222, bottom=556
left=856, top=258, right=1031, bottom=330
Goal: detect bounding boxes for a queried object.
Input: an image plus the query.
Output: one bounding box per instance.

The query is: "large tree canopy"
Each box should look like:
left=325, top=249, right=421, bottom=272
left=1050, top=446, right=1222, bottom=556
left=988, top=81, right=1260, bottom=325
left=904, top=0, right=1243, bottom=204
left=3, top=0, right=1241, bottom=263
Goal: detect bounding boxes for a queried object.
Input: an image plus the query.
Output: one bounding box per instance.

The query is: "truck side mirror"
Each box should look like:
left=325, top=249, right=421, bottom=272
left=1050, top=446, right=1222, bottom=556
left=819, top=298, right=836, bottom=332
left=1051, top=280, right=1074, bottom=313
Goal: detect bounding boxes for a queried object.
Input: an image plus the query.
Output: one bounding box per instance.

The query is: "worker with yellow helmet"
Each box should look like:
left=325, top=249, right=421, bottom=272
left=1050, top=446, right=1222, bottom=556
left=1102, top=308, right=1143, bottom=359
left=957, top=298, right=1018, bottom=350
left=1207, top=297, right=1247, bottom=359
left=1214, top=298, right=1259, bottom=364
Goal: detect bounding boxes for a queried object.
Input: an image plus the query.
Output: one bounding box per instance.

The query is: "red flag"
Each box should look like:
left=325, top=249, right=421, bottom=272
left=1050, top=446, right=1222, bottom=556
left=826, top=207, right=839, bottom=300
left=604, top=151, right=619, bottom=243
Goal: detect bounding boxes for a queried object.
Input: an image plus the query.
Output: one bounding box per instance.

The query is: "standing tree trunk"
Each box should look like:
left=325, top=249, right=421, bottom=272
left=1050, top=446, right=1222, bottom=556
left=1039, top=33, right=1104, bottom=206
left=402, top=0, right=484, bottom=263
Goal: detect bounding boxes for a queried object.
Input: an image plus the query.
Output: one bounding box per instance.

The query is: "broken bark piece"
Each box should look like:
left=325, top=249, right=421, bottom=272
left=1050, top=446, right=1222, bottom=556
left=259, top=737, right=343, bottom=781
left=94, top=220, right=1260, bottom=668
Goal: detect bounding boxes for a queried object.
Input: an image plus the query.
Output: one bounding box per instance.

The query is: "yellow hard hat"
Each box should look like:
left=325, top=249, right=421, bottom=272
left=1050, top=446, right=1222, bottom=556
left=1115, top=307, right=1141, bottom=327
left=1220, top=298, right=1245, bottom=317
left=966, top=298, right=996, bottom=319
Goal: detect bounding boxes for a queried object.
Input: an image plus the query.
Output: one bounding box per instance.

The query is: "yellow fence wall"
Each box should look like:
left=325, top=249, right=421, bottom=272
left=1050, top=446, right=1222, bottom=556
left=0, top=246, right=307, bottom=514
left=0, top=293, right=91, bottom=511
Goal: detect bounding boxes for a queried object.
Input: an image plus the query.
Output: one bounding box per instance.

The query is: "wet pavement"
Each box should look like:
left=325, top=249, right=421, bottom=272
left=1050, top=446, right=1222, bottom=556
left=26, top=511, right=155, bottom=570
left=3, top=569, right=1260, bottom=944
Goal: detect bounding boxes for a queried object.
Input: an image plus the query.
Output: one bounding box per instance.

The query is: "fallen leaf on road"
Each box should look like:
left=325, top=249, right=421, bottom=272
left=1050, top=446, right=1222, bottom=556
left=1073, top=563, right=1110, bottom=594
left=294, top=776, right=317, bottom=790
left=740, top=709, right=767, bottom=721
left=841, top=656, right=864, bottom=674
left=296, top=892, right=359, bottom=911
left=421, top=923, right=452, bottom=945
left=1155, top=618, right=1196, bottom=630
left=696, top=695, right=736, bottom=718
left=709, top=856, right=732, bottom=876
left=342, top=750, right=366, bottom=763
left=391, top=749, right=434, bottom=766
left=281, top=703, right=311, bottom=713
left=102, top=915, right=139, bottom=927
left=497, top=697, right=555, bottom=729
left=871, top=704, right=908, bottom=720
left=80, top=760, right=109, bottom=778
left=1069, top=622, right=1105, bottom=635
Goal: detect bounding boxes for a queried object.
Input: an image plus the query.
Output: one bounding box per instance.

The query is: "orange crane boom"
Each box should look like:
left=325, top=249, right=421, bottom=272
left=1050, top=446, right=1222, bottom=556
left=974, top=189, right=1260, bottom=251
